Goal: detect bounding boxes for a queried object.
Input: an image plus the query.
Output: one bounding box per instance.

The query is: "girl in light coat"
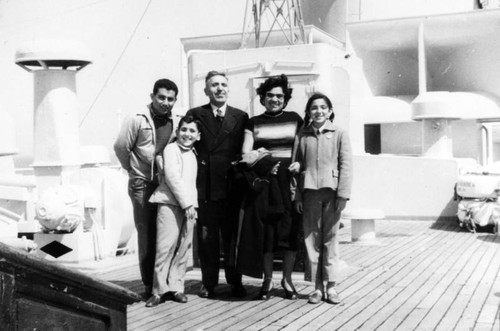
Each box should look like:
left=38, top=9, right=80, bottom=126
left=290, top=93, right=352, bottom=304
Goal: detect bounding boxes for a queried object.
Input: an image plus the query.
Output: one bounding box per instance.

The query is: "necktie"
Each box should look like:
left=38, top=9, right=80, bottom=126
left=216, top=109, right=224, bottom=122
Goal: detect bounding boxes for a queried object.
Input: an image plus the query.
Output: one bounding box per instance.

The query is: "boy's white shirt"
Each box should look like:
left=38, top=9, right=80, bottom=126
left=149, top=142, right=198, bottom=209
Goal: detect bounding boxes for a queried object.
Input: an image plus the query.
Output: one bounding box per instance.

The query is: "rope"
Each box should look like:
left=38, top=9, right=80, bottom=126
left=79, top=0, right=154, bottom=127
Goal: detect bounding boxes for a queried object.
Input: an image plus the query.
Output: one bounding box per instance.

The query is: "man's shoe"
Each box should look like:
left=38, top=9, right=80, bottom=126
left=198, top=285, right=215, bottom=298
left=308, top=290, right=323, bottom=304
left=145, top=295, right=161, bottom=307
left=173, top=292, right=188, bottom=303
left=141, top=285, right=152, bottom=299
left=326, top=288, right=341, bottom=304
left=231, top=283, right=247, bottom=298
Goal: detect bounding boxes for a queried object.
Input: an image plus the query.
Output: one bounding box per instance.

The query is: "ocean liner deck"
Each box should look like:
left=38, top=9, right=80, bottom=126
left=79, top=220, right=500, bottom=330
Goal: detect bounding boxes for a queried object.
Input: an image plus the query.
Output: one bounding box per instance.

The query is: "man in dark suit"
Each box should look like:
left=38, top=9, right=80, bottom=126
left=186, top=71, right=248, bottom=298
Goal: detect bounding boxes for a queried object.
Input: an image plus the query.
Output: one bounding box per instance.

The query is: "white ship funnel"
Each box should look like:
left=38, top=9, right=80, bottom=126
left=15, top=40, right=92, bottom=191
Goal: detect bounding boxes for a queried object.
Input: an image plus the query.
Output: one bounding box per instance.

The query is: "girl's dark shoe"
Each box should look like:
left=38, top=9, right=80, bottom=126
left=258, top=278, right=273, bottom=300
left=281, top=279, right=298, bottom=300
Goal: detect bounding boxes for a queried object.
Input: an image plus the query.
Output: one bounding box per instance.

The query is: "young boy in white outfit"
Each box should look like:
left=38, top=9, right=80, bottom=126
left=146, top=115, right=201, bottom=307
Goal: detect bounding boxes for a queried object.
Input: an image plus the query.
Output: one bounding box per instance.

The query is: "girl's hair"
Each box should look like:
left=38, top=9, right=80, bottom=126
left=178, top=115, right=201, bottom=132
left=256, top=74, right=293, bottom=109
left=303, top=93, right=335, bottom=126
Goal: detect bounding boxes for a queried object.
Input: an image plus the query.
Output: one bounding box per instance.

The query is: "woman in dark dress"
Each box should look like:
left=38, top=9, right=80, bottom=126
left=237, top=74, right=303, bottom=300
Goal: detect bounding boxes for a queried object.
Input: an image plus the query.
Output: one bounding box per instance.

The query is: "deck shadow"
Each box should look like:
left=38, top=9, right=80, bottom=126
left=196, top=283, right=261, bottom=302
left=377, top=232, right=413, bottom=238
left=429, top=220, right=463, bottom=232
left=180, top=281, right=310, bottom=302
left=476, top=233, right=500, bottom=243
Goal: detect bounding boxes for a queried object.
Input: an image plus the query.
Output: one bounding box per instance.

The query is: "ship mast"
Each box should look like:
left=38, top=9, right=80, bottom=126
left=241, top=0, right=306, bottom=48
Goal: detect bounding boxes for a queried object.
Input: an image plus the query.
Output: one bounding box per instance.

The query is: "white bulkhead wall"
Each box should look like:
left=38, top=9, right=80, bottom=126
left=187, top=43, right=368, bottom=154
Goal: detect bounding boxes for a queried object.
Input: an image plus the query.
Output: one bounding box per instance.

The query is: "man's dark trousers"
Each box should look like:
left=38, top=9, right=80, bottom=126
left=128, top=178, right=158, bottom=290
left=197, top=195, right=242, bottom=288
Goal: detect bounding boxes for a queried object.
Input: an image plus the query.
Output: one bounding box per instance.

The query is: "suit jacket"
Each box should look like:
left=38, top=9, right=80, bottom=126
left=186, top=104, right=249, bottom=201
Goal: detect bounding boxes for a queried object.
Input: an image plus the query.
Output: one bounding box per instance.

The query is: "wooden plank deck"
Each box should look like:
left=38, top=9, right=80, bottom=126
left=77, top=220, right=500, bottom=331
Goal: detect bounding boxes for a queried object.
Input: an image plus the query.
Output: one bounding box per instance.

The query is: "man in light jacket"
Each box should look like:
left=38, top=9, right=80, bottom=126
left=114, top=78, right=178, bottom=296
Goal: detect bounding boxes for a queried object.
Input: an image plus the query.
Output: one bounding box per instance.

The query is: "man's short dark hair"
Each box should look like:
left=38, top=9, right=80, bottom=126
left=205, top=70, right=227, bottom=83
left=153, top=78, right=179, bottom=97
